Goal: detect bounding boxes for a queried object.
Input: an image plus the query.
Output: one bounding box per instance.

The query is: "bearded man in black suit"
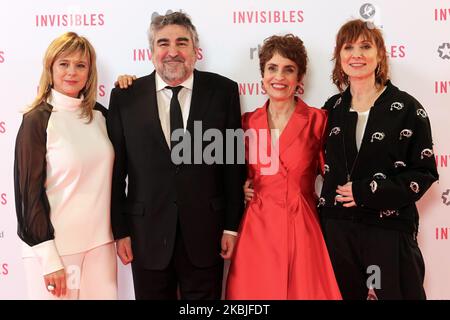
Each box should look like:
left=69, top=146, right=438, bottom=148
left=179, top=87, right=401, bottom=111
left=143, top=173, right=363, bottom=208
left=107, top=11, right=245, bottom=300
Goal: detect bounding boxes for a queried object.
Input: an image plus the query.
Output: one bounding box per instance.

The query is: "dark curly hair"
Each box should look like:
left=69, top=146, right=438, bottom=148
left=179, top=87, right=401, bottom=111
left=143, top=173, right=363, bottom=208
left=259, top=34, right=307, bottom=81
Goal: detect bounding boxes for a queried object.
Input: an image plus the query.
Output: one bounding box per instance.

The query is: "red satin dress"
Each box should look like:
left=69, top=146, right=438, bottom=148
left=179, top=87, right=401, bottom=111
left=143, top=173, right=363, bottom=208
left=226, top=99, right=341, bottom=300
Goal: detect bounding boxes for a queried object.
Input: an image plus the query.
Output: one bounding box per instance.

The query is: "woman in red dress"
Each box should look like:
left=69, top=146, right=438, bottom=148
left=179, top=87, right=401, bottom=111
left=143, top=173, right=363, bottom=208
left=226, top=34, right=341, bottom=299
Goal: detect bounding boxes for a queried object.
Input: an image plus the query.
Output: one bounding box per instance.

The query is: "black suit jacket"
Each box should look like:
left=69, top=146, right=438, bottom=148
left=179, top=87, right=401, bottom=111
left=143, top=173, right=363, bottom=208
left=107, top=70, right=245, bottom=269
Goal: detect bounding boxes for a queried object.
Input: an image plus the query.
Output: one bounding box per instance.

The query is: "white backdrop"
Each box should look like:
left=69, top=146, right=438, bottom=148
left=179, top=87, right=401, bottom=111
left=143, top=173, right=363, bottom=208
left=0, top=0, right=449, bottom=299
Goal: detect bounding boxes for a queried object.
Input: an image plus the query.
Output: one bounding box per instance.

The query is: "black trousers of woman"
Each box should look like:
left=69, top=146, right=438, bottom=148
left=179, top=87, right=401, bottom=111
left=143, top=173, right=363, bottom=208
left=321, top=218, right=426, bottom=300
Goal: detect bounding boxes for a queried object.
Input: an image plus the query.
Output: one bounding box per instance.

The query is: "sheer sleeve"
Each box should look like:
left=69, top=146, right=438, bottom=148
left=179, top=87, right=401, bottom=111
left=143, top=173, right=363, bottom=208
left=14, top=105, right=54, bottom=246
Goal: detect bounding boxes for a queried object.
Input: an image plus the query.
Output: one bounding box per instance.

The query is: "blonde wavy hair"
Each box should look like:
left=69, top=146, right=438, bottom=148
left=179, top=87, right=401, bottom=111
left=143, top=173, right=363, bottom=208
left=28, top=32, right=98, bottom=122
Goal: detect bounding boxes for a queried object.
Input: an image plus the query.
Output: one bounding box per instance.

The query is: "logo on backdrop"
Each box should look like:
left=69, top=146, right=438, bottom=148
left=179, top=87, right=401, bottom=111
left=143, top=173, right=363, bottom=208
left=233, top=10, right=304, bottom=24
left=35, top=13, right=105, bottom=27
left=434, top=81, right=450, bottom=94
left=438, top=43, right=450, bottom=60
left=442, top=189, right=450, bottom=206
left=250, top=44, right=262, bottom=60
left=0, top=230, right=4, bottom=240
left=132, top=48, right=204, bottom=62
left=133, top=49, right=152, bottom=62
left=387, top=45, right=406, bottom=58
left=0, top=263, right=8, bottom=276
left=358, top=3, right=383, bottom=30
left=360, top=3, right=376, bottom=19
left=0, top=121, right=5, bottom=134
left=1, top=193, right=7, bottom=205
left=151, top=10, right=176, bottom=21
left=436, top=227, right=450, bottom=240
left=0, top=50, right=4, bottom=63
left=435, top=154, right=449, bottom=168
left=238, top=82, right=304, bottom=96
left=239, top=82, right=267, bottom=96
left=435, top=8, right=450, bottom=21
left=98, top=84, right=106, bottom=98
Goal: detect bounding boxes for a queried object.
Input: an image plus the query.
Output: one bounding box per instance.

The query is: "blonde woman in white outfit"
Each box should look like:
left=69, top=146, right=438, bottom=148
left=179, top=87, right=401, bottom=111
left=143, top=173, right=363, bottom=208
left=14, top=32, right=117, bottom=299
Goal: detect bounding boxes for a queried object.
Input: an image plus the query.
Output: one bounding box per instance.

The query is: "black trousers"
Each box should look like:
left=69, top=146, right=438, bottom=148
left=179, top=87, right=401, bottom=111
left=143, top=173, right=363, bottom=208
left=321, top=218, right=426, bottom=300
left=131, top=224, right=223, bottom=300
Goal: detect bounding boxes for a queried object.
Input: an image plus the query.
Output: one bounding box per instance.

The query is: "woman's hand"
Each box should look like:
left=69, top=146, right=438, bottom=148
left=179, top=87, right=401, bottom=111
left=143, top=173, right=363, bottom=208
left=335, top=182, right=356, bottom=207
left=114, top=74, right=137, bottom=89
left=44, top=268, right=67, bottom=297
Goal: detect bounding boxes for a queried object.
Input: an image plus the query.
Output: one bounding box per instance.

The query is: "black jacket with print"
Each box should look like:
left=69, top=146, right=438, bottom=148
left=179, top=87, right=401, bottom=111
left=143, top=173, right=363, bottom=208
left=319, top=81, right=439, bottom=235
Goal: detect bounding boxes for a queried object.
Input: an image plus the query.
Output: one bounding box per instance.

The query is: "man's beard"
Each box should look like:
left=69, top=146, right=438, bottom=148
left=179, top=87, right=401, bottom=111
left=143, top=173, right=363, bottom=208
left=160, top=59, right=194, bottom=83
left=161, top=63, right=188, bottom=83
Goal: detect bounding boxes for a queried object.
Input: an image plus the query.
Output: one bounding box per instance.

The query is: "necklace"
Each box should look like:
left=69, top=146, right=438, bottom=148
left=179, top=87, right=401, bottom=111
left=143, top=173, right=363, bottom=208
left=342, top=107, right=363, bottom=182
left=351, top=85, right=386, bottom=112
left=343, top=141, right=359, bottom=182
left=342, top=85, right=384, bottom=181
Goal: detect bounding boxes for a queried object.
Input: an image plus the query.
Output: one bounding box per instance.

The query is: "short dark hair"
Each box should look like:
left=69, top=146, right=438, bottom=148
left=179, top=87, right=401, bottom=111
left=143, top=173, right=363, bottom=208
left=259, top=34, right=308, bottom=81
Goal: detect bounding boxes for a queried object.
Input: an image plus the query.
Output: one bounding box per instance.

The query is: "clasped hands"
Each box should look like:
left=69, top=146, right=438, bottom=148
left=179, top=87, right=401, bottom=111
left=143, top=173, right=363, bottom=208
left=335, top=182, right=356, bottom=207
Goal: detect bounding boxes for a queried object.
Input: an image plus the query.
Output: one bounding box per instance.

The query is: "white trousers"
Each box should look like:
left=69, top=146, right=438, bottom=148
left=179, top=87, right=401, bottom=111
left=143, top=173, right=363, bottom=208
left=23, top=242, right=117, bottom=300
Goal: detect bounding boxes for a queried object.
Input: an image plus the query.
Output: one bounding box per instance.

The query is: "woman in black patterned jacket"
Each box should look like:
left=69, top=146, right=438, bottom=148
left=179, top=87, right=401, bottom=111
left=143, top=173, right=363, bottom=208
left=319, top=19, right=439, bottom=300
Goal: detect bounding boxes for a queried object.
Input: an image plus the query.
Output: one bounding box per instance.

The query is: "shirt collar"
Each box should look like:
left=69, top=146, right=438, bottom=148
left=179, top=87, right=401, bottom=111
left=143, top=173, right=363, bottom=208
left=155, top=71, right=194, bottom=92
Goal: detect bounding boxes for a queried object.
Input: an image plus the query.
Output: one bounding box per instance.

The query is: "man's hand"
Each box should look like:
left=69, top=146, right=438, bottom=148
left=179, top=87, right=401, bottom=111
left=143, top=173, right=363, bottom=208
left=116, top=236, right=134, bottom=265
left=220, top=233, right=237, bottom=260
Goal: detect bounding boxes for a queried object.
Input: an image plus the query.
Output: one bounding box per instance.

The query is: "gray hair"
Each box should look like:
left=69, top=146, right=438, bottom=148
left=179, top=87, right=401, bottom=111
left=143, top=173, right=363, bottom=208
left=148, top=11, right=199, bottom=51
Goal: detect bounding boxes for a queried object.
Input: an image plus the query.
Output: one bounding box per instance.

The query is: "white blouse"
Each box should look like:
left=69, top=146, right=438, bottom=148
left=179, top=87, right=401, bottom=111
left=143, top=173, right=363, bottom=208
left=18, top=90, right=114, bottom=275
